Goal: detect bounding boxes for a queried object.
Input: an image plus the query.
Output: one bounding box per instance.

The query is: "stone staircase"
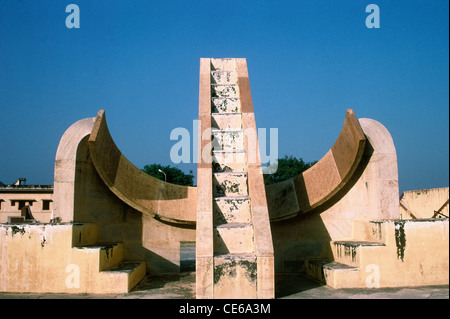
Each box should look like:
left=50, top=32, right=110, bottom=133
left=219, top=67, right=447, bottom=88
left=196, top=57, right=274, bottom=299
left=0, top=222, right=146, bottom=293
left=305, top=218, right=449, bottom=288
left=71, top=223, right=146, bottom=294
left=305, top=219, right=391, bottom=289
left=209, top=58, right=258, bottom=298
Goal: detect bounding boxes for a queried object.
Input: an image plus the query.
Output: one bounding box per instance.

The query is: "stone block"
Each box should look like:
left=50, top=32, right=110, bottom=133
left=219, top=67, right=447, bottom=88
left=211, top=70, right=238, bottom=84
left=212, top=113, right=242, bottom=130
left=211, top=84, right=240, bottom=98
left=213, top=172, right=248, bottom=197
left=213, top=254, right=257, bottom=299
left=213, top=196, right=251, bottom=224
left=214, top=223, right=254, bottom=254
left=211, top=97, right=241, bottom=113
left=212, top=150, right=247, bottom=173
left=211, top=129, right=244, bottom=151
left=210, top=58, right=236, bottom=71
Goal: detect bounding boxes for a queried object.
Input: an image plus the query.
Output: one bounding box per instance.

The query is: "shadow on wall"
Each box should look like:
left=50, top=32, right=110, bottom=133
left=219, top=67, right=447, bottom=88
left=269, top=139, right=374, bottom=295
left=72, top=134, right=194, bottom=275
left=271, top=214, right=333, bottom=272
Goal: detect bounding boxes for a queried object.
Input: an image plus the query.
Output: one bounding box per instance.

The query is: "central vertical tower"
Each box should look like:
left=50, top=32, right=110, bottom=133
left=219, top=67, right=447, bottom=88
left=196, top=58, right=274, bottom=299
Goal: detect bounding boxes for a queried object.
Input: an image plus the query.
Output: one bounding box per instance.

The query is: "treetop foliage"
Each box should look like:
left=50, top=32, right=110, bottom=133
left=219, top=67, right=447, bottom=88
left=142, top=155, right=316, bottom=187
left=263, top=155, right=317, bottom=185
left=142, top=164, right=194, bottom=186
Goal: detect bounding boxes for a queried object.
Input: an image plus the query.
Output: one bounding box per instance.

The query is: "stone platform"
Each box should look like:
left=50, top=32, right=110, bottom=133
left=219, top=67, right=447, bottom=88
left=0, top=272, right=447, bottom=299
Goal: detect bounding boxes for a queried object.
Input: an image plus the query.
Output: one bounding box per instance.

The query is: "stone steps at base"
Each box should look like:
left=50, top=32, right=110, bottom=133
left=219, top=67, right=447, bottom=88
left=74, top=243, right=124, bottom=271
left=305, top=259, right=362, bottom=289
left=99, top=261, right=147, bottom=293
left=332, top=240, right=385, bottom=267
left=74, top=243, right=147, bottom=293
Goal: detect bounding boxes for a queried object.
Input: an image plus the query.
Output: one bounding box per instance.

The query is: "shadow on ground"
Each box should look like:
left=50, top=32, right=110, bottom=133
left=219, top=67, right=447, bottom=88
left=275, top=273, right=324, bottom=298
left=129, top=272, right=196, bottom=299
left=0, top=272, right=447, bottom=299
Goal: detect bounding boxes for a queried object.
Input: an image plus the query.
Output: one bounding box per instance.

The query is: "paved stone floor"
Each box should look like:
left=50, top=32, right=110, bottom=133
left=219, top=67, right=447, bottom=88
left=275, top=273, right=449, bottom=299
left=0, top=272, right=448, bottom=299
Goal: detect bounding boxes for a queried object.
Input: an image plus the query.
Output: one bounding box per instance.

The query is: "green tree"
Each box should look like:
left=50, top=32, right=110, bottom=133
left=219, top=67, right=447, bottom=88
left=263, top=155, right=317, bottom=185
left=142, top=164, right=194, bottom=186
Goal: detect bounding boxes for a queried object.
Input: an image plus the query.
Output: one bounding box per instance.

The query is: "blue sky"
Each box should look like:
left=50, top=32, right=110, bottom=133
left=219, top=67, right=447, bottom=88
left=0, top=0, right=448, bottom=194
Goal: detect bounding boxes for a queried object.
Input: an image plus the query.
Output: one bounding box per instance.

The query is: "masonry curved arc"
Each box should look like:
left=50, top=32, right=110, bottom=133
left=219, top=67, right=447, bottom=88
left=266, top=109, right=368, bottom=221
left=53, top=117, right=96, bottom=223
left=88, top=110, right=197, bottom=226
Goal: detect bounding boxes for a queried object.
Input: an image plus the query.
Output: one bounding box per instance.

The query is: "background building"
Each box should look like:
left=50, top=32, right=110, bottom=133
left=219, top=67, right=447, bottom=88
left=0, top=178, right=53, bottom=223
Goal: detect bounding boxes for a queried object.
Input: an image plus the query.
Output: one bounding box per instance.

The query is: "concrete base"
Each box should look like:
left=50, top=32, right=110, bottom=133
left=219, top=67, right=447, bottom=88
left=0, top=223, right=146, bottom=293
left=305, top=218, right=449, bottom=288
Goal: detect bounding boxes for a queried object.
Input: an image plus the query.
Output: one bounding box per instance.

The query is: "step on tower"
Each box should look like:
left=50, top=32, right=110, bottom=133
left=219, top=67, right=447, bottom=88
left=196, top=58, right=275, bottom=299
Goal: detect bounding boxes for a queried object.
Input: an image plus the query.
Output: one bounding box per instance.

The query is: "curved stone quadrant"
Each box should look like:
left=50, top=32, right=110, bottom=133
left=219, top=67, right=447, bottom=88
left=2, top=57, right=448, bottom=296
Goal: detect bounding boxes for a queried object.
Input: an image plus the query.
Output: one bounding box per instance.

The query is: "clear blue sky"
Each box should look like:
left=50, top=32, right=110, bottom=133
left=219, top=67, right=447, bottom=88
left=0, top=0, right=448, bottom=194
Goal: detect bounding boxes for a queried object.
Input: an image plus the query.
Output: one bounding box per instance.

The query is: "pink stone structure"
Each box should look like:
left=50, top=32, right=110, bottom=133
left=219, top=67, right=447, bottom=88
left=1, top=58, right=447, bottom=296
left=196, top=58, right=274, bottom=298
